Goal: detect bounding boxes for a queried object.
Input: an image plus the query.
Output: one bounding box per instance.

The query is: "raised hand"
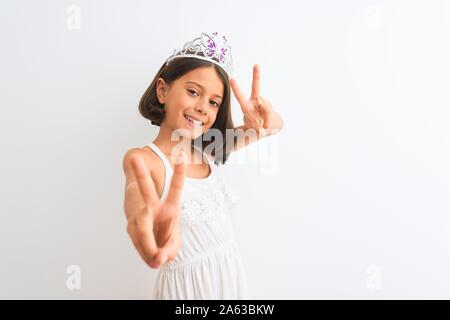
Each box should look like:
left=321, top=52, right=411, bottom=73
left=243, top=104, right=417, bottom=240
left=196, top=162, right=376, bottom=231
left=124, top=148, right=187, bottom=269
left=230, top=64, right=274, bottom=136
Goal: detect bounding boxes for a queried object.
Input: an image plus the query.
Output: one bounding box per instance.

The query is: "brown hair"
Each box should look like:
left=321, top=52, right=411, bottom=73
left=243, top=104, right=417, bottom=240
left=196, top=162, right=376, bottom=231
left=139, top=54, right=234, bottom=165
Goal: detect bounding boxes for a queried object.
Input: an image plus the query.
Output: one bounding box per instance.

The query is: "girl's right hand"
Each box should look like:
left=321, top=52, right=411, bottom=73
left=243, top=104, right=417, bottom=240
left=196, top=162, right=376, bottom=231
left=123, top=148, right=187, bottom=269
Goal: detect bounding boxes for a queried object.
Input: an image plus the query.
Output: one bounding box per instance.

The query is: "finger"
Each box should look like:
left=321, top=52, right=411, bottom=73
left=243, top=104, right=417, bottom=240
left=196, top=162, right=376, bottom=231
left=165, top=149, right=187, bottom=206
left=260, top=98, right=272, bottom=133
left=130, top=154, right=159, bottom=208
left=153, top=211, right=177, bottom=246
left=230, top=78, right=248, bottom=111
left=127, top=221, right=151, bottom=266
left=251, top=64, right=261, bottom=99
left=244, top=112, right=260, bottom=127
left=260, top=96, right=272, bottom=114
left=261, top=111, right=272, bottom=135
left=153, top=226, right=182, bottom=267
left=133, top=213, right=159, bottom=268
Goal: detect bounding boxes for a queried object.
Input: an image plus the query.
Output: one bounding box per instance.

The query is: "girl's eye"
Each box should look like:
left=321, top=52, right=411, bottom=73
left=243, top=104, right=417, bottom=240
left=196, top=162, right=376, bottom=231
left=187, top=89, right=198, bottom=96
left=188, top=89, right=220, bottom=107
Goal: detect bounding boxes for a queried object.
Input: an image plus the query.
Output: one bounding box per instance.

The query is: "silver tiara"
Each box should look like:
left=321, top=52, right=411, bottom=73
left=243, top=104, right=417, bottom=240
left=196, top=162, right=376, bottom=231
left=165, top=32, right=234, bottom=79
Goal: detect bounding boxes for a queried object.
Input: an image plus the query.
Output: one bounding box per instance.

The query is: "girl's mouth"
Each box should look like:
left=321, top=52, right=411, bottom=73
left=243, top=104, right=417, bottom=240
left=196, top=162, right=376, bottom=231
left=184, top=114, right=204, bottom=128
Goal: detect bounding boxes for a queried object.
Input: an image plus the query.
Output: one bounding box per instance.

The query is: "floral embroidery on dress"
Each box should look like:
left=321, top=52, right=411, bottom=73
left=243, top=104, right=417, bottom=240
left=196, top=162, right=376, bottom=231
left=179, top=174, right=240, bottom=227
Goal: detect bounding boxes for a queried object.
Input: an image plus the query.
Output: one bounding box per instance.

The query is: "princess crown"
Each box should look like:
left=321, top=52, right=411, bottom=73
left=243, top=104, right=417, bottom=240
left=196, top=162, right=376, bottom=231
left=164, top=32, right=234, bottom=79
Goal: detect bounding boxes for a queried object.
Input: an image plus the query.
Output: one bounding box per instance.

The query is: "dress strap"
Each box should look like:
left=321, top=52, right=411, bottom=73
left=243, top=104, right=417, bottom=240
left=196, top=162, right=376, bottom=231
left=147, top=142, right=173, bottom=201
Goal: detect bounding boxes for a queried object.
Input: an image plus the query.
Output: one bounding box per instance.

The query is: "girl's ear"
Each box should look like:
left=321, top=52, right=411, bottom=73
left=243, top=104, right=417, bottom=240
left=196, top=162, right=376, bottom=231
left=156, top=78, right=168, bottom=104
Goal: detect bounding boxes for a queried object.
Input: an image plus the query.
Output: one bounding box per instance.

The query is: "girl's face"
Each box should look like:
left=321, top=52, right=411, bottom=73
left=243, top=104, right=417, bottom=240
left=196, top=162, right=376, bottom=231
left=156, top=66, right=225, bottom=140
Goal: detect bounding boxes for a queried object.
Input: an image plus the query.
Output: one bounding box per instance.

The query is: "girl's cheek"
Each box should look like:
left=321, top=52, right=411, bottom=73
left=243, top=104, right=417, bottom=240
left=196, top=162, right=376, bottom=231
left=209, top=115, right=217, bottom=126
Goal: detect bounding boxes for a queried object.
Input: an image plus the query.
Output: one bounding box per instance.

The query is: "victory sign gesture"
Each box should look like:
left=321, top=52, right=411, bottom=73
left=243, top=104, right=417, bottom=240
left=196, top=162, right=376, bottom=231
left=123, top=148, right=187, bottom=269
left=230, top=64, right=280, bottom=137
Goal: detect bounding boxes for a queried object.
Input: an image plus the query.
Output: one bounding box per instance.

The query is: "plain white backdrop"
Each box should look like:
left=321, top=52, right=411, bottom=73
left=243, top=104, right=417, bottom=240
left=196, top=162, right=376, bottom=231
left=1, top=0, right=450, bottom=299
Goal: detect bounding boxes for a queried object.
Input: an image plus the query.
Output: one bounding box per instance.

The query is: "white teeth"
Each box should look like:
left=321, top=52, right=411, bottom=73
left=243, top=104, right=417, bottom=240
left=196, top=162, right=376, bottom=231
left=184, top=114, right=203, bottom=127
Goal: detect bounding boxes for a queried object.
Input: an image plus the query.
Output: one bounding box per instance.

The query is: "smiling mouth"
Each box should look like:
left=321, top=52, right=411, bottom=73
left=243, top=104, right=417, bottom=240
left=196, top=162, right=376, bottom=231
left=184, top=114, right=204, bottom=127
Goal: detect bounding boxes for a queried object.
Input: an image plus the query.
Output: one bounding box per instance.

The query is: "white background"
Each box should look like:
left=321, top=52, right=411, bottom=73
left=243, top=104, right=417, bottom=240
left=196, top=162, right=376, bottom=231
left=1, top=0, right=450, bottom=299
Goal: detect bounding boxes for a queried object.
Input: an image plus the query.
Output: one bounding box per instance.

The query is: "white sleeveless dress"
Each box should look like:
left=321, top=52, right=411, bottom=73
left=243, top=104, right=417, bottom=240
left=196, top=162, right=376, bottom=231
left=147, top=142, right=249, bottom=300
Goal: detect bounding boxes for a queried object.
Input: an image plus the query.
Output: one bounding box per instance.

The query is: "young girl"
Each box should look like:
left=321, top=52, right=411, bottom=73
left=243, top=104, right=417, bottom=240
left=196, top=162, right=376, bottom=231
left=122, top=32, right=283, bottom=299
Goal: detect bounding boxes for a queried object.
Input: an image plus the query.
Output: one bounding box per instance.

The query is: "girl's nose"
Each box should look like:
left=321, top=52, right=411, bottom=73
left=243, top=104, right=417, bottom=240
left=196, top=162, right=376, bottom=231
left=194, top=101, right=208, bottom=115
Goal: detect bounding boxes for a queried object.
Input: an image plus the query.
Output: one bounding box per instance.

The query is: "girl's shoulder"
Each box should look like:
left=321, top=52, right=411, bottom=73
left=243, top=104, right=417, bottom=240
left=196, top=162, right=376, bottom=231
left=122, top=146, right=166, bottom=200
left=123, top=146, right=160, bottom=169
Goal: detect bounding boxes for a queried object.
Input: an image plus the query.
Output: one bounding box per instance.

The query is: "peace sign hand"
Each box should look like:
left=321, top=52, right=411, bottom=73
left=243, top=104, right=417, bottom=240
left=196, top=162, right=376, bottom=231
left=230, top=64, right=274, bottom=137
left=124, top=148, right=187, bottom=269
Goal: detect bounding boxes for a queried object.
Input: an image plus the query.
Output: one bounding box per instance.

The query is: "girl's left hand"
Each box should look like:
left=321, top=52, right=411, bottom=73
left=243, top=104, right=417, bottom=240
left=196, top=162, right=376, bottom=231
left=230, top=64, right=274, bottom=137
